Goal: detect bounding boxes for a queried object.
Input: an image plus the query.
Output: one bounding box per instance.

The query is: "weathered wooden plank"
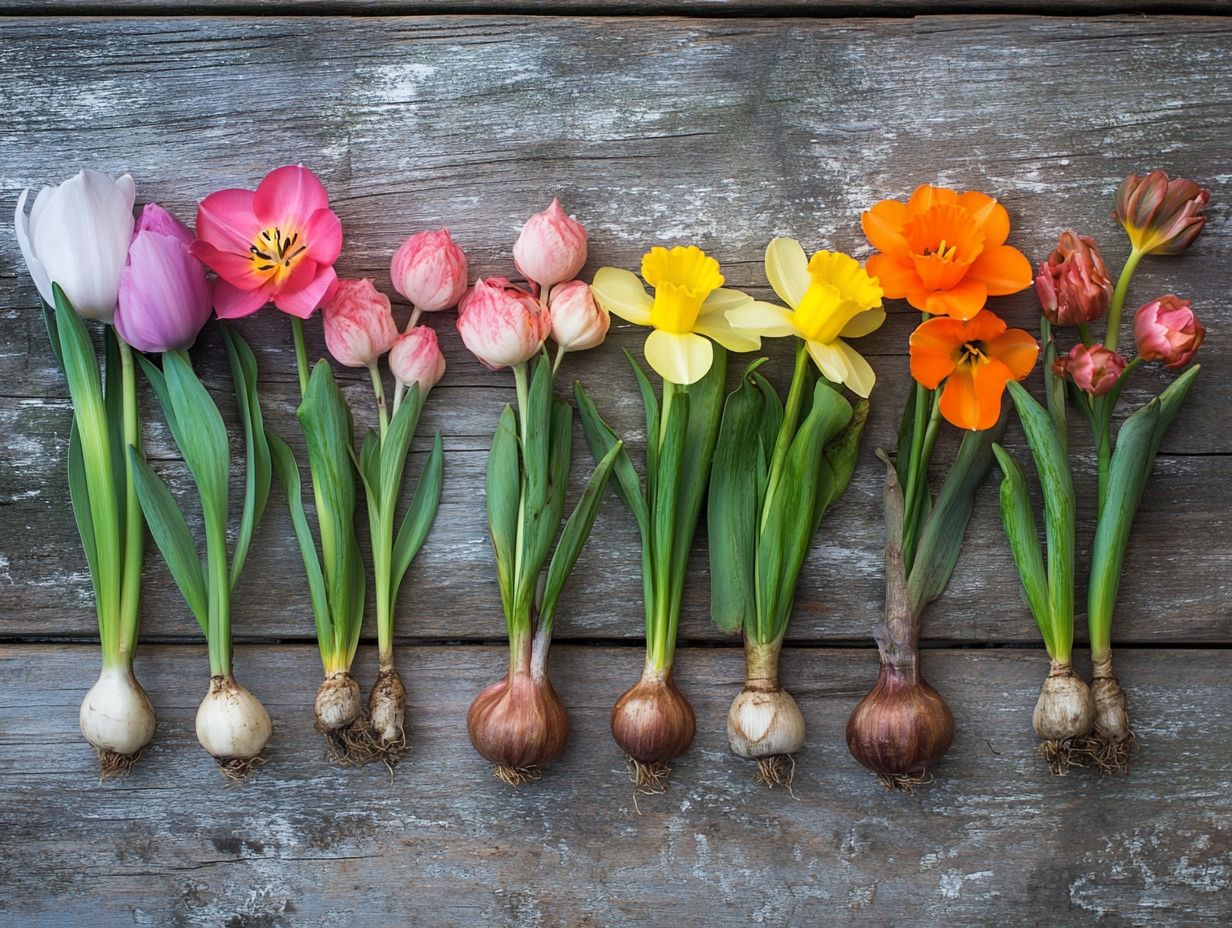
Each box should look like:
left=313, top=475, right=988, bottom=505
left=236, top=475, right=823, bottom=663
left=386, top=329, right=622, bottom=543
left=0, top=643, right=1228, bottom=927
left=1, top=15, right=1229, bottom=647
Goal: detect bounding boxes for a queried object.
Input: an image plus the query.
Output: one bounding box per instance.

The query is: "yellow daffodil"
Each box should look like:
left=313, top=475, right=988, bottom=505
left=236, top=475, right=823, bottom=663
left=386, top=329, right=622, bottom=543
left=590, top=245, right=773, bottom=385
left=727, top=238, right=886, bottom=397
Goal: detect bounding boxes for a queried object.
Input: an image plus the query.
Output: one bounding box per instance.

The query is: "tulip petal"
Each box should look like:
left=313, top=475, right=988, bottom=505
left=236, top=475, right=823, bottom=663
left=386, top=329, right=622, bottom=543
left=591, top=267, right=654, bottom=326
left=956, top=192, right=1010, bottom=249
left=986, top=326, right=1039, bottom=381
left=726, top=299, right=797, bottom=337
left=195, top=188, right=260, bottom=251
left=861, top=200, right=912, bottom=261
left=214, top=278, right=274, bottom=319
left=805, top=339, right=849, bottom=385
left=304, top=207, right=343, bottom=264
left=274, top=266, right=337, bottom=319
left=765, top=237, right=811, bottom=307
left=840, top=306, right=886, bottom=339
left=865, top=253, right=918, bottom=300
left=643, top=329, right=713, bottom=385
left=908, top=316, right=965, bottom=388
left=967, top=244, right=1032, bottom=296
left=940, top=358, right=1011, bottom=431
left=14, top=189, right=54, bottom=306
left=189, top=240, right=270, bottom=290
left=253, top=164, right=331, bottom=229
left=833, top=339, right=876, bottom=398
left=924, top=278, right=987, bottom=320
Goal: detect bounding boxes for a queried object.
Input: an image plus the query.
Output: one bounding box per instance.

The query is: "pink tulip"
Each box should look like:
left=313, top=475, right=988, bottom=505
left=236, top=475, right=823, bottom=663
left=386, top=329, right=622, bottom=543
left=390, top=229, right=468, bottom=312
left=389, top=325, right=446, bottom=396
left=321, top=278, right=399, bottom=369
left=114, top=204, right=212, bottom=353
left=547, top=279, right=608, bottom=353
left=1115, top=170, right=1209, bottom=255
left=1034, top=230, right=1112, bottom=327
left=512, top=199, right=587, bottom=291
left=1053, top=343, right=1127, bottom=396
left=1134, top=295, right=1205, bottom=369
left=190, top=165, right=343, bottom=320
left=456, top=277, right=550, bottom=371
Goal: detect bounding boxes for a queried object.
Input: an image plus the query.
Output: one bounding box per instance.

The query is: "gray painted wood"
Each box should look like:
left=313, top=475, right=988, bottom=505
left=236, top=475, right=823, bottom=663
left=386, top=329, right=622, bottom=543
left=1, top=643, right=1229, bottom=927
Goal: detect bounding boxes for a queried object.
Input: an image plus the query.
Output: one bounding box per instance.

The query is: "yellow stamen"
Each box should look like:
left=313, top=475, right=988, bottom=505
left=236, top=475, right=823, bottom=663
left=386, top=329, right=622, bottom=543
left=250, top=225, right=308, bottom=280
left=641, top=245, right=724, bottom=333
left=958, top=341, right=991, bottom=366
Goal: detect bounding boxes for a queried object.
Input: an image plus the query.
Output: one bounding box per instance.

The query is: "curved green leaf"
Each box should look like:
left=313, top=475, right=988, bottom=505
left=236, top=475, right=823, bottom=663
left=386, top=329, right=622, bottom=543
left=392, top=431, right=445, bottom=594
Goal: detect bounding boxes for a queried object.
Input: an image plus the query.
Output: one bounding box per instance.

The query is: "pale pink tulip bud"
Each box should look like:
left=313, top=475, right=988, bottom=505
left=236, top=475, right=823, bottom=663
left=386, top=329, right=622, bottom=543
left=1115, top=171, right=1210, bottom=255
left=390, top=228, right=468, bottom=311
left=547, top=279, right=608, bottom=353
left=389, top=325, right=446, bottom=396
left=512, top=198, right=587, bottom=290
left=322, top=278, right=400, bottom=368
left=1053, top=343, right=1127, bottom=396
left=1134, top=295, right=1205, bottom=368
left=456, top=276, right=550, bottom=371
left=1034, top=230, right=1112, bottom=326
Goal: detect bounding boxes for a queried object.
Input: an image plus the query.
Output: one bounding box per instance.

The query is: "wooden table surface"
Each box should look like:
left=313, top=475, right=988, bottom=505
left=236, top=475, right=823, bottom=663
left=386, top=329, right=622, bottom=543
left=1, top=5, right=1229, bottom=927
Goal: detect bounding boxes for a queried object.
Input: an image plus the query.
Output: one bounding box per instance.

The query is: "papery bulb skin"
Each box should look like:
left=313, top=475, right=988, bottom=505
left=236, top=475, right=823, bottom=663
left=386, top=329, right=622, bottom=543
left=610, top=668, right=696, bottom=784
left=727, top=640, right=804, bottom=789
left=1032, top=662, right=1096, bottom=774
left=1088, top=656, right=1133, bottom=774
left=845, top=663, right=954, bottom=788
left=368, top=667, right=408, bottom=752
left=467, top=672, right=569, bottom=784
left=195, top=675, right=272, bottom=779
left=314, top=671, right=362, bottom=733
left=79, top=666, right=157, bottom=777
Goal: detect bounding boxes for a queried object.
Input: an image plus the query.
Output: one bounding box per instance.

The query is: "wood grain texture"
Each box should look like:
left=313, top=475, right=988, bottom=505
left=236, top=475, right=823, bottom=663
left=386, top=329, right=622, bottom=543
left=1, top=14, right=1228, bottom=646
left=1, top=643, right=1229, bottom=927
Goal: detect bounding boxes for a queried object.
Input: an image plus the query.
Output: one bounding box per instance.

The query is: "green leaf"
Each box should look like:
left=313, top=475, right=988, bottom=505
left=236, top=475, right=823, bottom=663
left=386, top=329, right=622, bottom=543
left=67, top=422, right=102, bottom=617
left=358, top=428, right=381, bottom=507
left=1088, top=366, right=1199, bottom=634
left=267, top=429, right=331, bottom=655
left=895, top=381, right=921, bottom=489
left=128, top=446, right=207, bottom=633
left=103, top=327, right=127, bottom=549
left=520, top=397, right=573, bottom=612
left=624, top=349, right=661, bottom=494
left=161, top=350, right=229, bottom=534
left=222, top=327, right=272, bottom=590
left=486, top=404, right=521, bottom=621
left=708, top=374, right=768, bottom=634
left=41, top=302, right=64, bottom=372
left=540, top=440, right=623, bottom=628
left=137, top=354, right=187, bottom=454
left=392, top=431, right=444, bottom=594
left=992, top=443, right=1053, bottom=654
left=574, top=381, right=648, bottom=536
left=906, top=408, right=1006, bottom=612
left=652, top=385, right=689, bottom=636
left=817, top=396, right=869, bottom=524
left=380, top=383, right=424, bottom=513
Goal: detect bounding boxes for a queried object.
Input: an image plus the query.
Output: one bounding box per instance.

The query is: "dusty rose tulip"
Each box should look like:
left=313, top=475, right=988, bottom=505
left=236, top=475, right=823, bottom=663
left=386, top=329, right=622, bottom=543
left=1034, top=230, right=1112, bottom=327
left=1114, top=171, right=1209, bottom=255
left=114, top=204, right=212, bottom=353
left=1134, top=295, right=1205, bottom=368
left=512, top=199, right=587, bottom=291
left=547, top=279, right=608, bottom=353
left=456, top=276, right=550, bottom=370
left=322, top=278, right=399, bottom=368
left=389, top=325, right=446, bottom=395
left=390, top=229, right=468, bottom=311
left=1053, top=343, right=1127, bottom=396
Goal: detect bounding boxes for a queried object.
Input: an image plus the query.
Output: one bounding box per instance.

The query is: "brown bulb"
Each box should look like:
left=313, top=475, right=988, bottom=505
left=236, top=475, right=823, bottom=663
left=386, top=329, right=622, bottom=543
left=611, top=671, right=696, bottom=764
left=846, top=664, right=954, bottom=779
left=467, top=672, right=569, bottom=772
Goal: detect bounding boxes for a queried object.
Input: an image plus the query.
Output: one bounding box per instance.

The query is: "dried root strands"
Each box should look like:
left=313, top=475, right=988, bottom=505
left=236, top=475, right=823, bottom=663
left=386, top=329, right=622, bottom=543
left=1032, top=661, right=1095, bottom=773
left=312, top=671, right=373, bottom=766
left=367, top=666, right=409, bottom=767
left=1080, top=655, right=1133, bottom=773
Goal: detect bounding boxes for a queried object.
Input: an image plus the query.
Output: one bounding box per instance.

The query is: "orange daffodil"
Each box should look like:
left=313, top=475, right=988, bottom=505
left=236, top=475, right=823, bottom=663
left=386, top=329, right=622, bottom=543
left=590, top=245, right=767, bottom=385
left=862, top=185, right=1033, bottom=320
left=727, top=238, right=885, bottom=397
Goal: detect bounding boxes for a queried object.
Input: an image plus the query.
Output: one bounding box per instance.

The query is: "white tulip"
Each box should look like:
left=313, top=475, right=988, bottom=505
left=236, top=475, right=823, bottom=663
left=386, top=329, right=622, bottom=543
left=15, top=169, right=136, bottom=322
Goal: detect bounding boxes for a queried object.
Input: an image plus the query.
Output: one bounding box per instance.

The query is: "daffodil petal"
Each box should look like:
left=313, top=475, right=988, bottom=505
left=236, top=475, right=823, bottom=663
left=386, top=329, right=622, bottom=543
left=765, top=237, right=810, bottom=308
left=834, top=339, right=877, bottom=397
left=590, top=266, right=654, bottom=326
left=840, top=307, right=887, bottom=339
left=697, top=291, right=765, bottom=351
left=725, top=300, right=796, bottom=337
left=644, top=328, right=714, bottom=385
left=805, top=339, right=849, bottom=385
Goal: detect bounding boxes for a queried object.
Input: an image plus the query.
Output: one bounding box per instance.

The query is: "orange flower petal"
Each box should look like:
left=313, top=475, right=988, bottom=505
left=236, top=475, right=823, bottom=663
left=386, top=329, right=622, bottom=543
left=963, top=308, right=1010, bottom=342
left=966, top=244, right=1033, bottom=296
left=862, top=200, right=912, bottom=260
left=865, top=253, right=919, bottom=299
left=940, top=358, right=1012, bottom=431
left=956, top=191, right=1010, bottom=249
left=923, top=278, right=987, bottom=320
left=986, top=326, right=1039, bottom=381
left=907, top=185, right=959, bottom=214
left=909, top=316, right=966, bottom=388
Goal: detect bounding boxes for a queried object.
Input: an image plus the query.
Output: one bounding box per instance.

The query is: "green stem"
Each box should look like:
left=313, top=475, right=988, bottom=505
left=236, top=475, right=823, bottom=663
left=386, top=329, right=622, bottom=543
left=116, top=336, right=144, bottom=664
left=760, top=340, right=809, bottom=535
left=510, top=362, right=532, bottom=640
left=902, top=390, right=942, bottom=568
left=369, top=363, right=389, bottom=443
left=1077, top=322, right=1094, bottom=347
left=552, top=344, right=567, bottom=377
left=291, top=316, right=310, bottom=397
left=1105, top=248, right=1144, bottom=353
left=205, top=504, right=232, bottom=679
left=649, top=380, right=682, bottom=671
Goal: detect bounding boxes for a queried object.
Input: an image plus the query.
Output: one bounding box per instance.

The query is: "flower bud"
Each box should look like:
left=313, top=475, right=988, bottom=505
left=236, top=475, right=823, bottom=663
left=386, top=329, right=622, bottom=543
left=456, top=277, right=550, bottom=371
left=321, top=278, right=399, bottom=368
left=1114, top=170, right=1209, bottom=255
left=115, top=204, right=212, bottom=353
left=1033, top=230, right=1112, bottom=326
left=1053, top=343, right=1127, bottom=396
left=390, top=228, right=468, bottom=311
left=389, top=325, right=446, bottom=396
left=512, top=198, right=587, bottom=290
left=547, top=279, right=608, bottom=353
left=1134, top=295, right=1204, bottom=369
